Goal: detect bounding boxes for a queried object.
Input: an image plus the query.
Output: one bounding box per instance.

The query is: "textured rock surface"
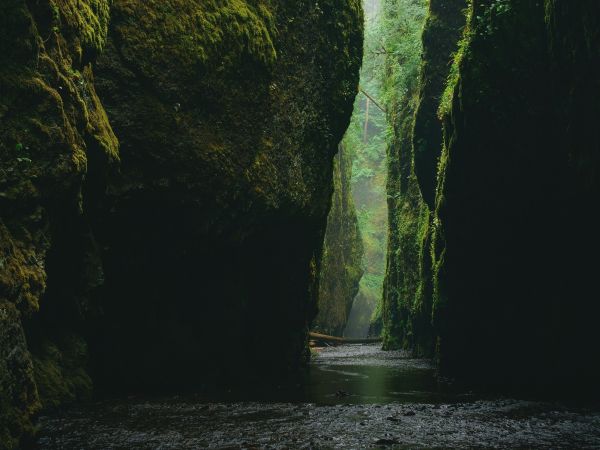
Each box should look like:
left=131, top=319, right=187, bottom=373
left=381, top=0, right=466, bottom=355
left=384, top=0, right=600, bottom=391
left=36, top=399, right=600, bottom=449
left=0, top=0, right=117, bottom=446
left=313, top=144, right=363, bottom=336
left=412, top=0, right=467, bottom=208
left=382, top=98, right=433, bottom=354
left=91, top=0, right=363, bottom=390
left=0, top=0, right=363, bottom=446
left=381, top=0, right=442, bottom=356
left=35, top=344, right=600, bottom=449
left=432, top=0, right=600, bottom=390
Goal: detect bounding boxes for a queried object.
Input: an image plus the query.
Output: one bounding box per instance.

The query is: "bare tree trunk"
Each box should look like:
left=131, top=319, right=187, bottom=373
left=363, top=97, right=370, bottom=143
left=338, top=143, right=345, bottom=211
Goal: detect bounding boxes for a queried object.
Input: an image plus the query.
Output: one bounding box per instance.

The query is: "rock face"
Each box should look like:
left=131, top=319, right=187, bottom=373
left=91, top=0, right=363, bottom=390
left=0, top=0, right=363, bottom=446
left=412, top=0, right=467, bottom=208
left=383, top=97, right=433, bottom=353
left=384, top=0, right=600, bottom=392
left=379, top=0, right=437, bottom=353
left=314, top=144, right=363, bottom=337
left=433, top=0, right=600, bottom=390
left=382, top=0, right=467, bottom=355
left=0, top=1, right=117, bottom=447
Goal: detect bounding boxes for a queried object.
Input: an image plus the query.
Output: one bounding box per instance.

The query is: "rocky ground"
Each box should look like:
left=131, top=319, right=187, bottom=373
left=35, top=345, right=600, bottom=449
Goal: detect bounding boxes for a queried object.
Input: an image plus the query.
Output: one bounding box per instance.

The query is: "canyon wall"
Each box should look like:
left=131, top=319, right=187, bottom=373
left=382, top=0, right=466, bottom=354
left=0, top=1, right=363, bottom=446
left=0, top=1, right=117, bottom=446
left=314, top=144, right=363, bottom=336
left=433, top=0, right=600, bottom=390
left=384, top=0, right=600, bottom=392
left=90, top=0, right=363, bottom=390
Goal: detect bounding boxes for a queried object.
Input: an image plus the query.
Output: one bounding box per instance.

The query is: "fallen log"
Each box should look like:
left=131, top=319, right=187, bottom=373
left=308, top=331, right=382, bottom=346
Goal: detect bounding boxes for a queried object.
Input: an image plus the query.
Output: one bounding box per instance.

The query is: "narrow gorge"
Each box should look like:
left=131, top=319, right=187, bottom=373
left=1, top=0, right=600, bottom=449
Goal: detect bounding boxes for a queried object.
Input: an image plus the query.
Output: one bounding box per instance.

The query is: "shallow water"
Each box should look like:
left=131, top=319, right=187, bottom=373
left=36, top=344, right=600, bottom=448
left=305, top=344, right=459, bottom=405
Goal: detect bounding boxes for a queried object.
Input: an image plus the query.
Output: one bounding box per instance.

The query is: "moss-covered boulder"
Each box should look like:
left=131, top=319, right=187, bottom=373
left=0, top=0, right=363, bottom=446
left=314, top=144, right=363, bottom=337
left=90, top=0, right=363, bottom=389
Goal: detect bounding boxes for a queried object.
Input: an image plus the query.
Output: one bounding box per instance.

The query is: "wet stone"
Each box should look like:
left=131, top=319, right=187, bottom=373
left=36, top=344, right=600, bottom=449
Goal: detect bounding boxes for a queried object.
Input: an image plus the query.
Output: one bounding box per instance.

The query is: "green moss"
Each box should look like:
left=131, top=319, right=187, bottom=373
left=382, top=99, right=434, bottom=352
left=0, top=1, right=118, bottom=446
left=2, top=0, right=364, bottom=444
left=412, top=0, right=468, bottom=207
left=315, top=145, right=364, bottom=336
left=32, top=336, right=93, bottom=409
left=0, top=396, right=36, bottom=450
left=50, top=0, right=111, bottom=53
left=90, top=0, right=363, bottom=389
left=437, top=5, right=471, bottom=118
left=381, top=0, right=468, bottom=356
left=111, top=0, right=277, bottom=81
left=430, top=137, right=449, bottom=322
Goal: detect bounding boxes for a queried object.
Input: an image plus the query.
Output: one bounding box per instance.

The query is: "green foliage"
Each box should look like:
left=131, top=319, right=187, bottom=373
left=339, top=0, right=426, bottom=338
left=340, top=1, right=390, bottom=336
left=377, top=0, right=431, bottom=350
left=438, top=38, right=468, bottom=117
left=13, top=141, right=32, bottom=163
left=379, top=0, right=426, bottom=109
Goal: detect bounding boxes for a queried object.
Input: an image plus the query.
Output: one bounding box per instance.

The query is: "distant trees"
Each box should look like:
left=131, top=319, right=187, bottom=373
left=342, top=0, right=427, bottom=337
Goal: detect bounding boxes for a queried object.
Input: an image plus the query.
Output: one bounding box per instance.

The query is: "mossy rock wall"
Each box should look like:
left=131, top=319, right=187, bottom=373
left=385, top=0, right=600, bottom=392
left=0, top=0, right=363, bottom=446
left=432, top=0, right=600, bottom=391
left=0, top=0, right=118, bottom=447
left=382, top=100, right=433, bottom=354
left=412, top=0, right=467, bottom=208
left=90, top=0, right=363, bottom=389
left=314, top=144, right=364, bottom=337
left=381, top=0, right=465, bottom=355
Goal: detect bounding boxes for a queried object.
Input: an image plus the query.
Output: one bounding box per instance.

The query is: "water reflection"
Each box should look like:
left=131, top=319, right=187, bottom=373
left=306, top=344, right=460, bottom=405
left=36, top=344, right=600, bottom=449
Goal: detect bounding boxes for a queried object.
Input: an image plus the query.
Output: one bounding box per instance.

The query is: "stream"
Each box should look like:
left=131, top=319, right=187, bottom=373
left=36, top=344, right=600, bottom=448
